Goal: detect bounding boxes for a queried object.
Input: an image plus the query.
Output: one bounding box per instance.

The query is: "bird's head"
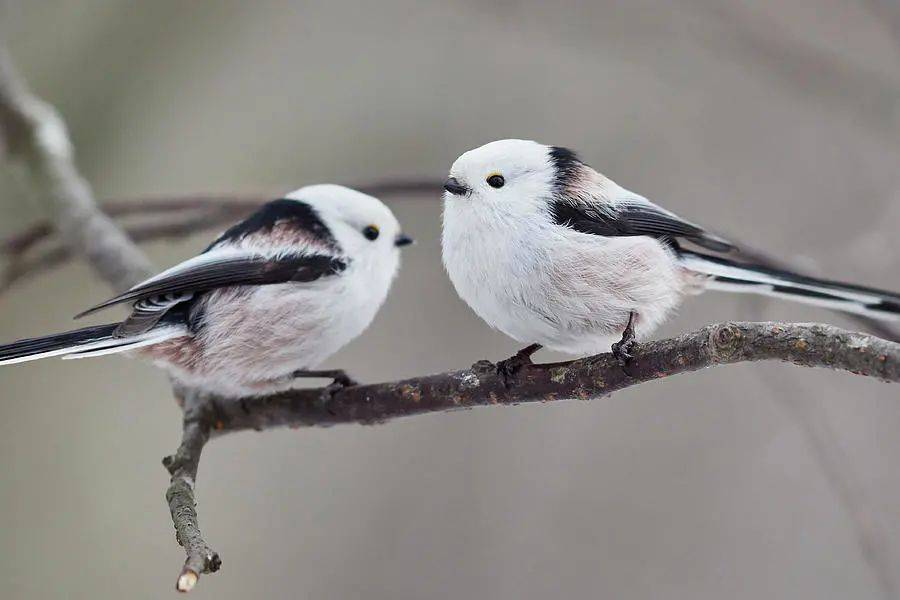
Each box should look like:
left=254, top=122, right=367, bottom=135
left=285, top=184, right=412, bottom=261
left=443, top=139, right=591, bottom=219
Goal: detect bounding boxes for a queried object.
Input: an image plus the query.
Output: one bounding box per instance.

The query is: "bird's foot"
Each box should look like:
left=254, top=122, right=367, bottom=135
left=611, top=338, right=637, bottom=366
left=611, top=311, right=638, bottom=367
left=291, top=369, right=358, bottom=406
left=495, top=344, right=542, bottom=388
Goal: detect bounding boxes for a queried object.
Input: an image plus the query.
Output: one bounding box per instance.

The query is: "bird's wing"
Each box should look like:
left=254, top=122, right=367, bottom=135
left=75, top=250, right=347, bottom=321
left=550, top=189, right=735, bottom=253
left=112, top=292, right=196, bottom=338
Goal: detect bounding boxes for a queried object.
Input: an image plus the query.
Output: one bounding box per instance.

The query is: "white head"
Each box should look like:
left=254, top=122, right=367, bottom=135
left=284, top=184, right=412, bottom=260
left=443, top=139, right=583, bottom=219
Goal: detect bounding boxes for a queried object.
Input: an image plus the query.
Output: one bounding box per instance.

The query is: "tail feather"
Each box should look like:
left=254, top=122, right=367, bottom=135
left=0, top=324, right=182, bottom=365
left=679, top=250, right=900, bottom=321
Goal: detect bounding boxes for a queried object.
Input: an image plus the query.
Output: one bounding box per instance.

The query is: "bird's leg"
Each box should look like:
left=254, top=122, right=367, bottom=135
left=496, top=343, right=543, bottom=387
left=291, top=369, right=359, bottom=403
left=611, top=311, right=637, bottom=365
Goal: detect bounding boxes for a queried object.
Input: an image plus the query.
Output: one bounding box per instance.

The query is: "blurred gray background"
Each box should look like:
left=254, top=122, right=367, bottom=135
left=1, top=1, right=899, bottom=599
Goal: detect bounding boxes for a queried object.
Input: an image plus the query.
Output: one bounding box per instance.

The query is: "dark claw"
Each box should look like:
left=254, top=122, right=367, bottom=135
left=611, top=338, right=637, bottom=366
left=322, top=373, right=357, bottom=397
left=330, top=372, right=358, bottom=388
left=495, top=344, right=542, bottom=388
left=495, top=358, right=523, bottom=387
left=292, top=370, right=358, bottom=413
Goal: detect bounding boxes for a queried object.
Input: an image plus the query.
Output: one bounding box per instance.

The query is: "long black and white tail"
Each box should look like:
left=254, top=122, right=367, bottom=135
left=679, top=250, right=900, bottom=321
left=0, top=324, right=182, bottom=365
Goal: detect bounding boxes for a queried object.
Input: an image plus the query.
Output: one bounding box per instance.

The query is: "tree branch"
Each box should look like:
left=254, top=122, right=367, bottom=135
left=186, top=322, right=898, bottom=436
left=0, top=46, right=152, bottom=289
left=162, top=391, right=221, bottom=592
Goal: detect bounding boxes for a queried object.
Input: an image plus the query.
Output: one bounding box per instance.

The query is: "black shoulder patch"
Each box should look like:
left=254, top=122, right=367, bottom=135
left=550, top=200, right=626, bottom=237
left=548, top=146, right=585, bottom=192
left=551, top=198, right=734, bottom=252
left=207, top=199, right=336, bottom=250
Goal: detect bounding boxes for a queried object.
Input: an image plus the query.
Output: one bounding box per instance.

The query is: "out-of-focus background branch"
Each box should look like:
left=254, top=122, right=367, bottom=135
left=1, top=2, right=898, bottom=599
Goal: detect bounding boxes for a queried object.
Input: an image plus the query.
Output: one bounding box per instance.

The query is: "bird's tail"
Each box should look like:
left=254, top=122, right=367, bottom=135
left=0, top=324, right=182, bottom=365
left=678, top=250, right=900, bottom=321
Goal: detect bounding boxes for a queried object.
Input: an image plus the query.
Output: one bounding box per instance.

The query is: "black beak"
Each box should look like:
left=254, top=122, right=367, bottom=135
left=443, top=177, right=469, bottom=196
left=394, top=234, right=414, bottom=248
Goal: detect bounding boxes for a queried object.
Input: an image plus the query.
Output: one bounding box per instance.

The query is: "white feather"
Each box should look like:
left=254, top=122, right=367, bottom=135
left=62, top=327, right=185, bottom=359
left=0, top=326, right=183, bottom=365
left=678, top=254, right=885, bottom=305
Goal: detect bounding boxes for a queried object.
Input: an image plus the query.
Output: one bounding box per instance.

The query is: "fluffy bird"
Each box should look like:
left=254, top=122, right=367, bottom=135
left=0, top=184, right=413, bottom=396
left=442, top=139, right=899, bottom=368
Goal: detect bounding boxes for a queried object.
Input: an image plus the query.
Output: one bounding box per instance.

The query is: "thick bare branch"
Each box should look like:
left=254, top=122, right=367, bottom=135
left=192, top=322, right=899, bottom=435
left=0, top=45, right=152, bottom=289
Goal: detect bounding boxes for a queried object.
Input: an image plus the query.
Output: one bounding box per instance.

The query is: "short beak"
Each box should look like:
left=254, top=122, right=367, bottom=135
left=394, top=233, right=414, bottom=248
left=443, top=177, right=469, bottom=196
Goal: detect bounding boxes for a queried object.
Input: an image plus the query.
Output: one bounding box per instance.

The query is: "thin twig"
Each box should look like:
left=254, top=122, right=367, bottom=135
left=162, top=394, right=221, bottom=593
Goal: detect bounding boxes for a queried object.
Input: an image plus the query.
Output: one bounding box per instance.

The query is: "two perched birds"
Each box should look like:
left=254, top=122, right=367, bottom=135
left=2, top=139, right=898, bottom=394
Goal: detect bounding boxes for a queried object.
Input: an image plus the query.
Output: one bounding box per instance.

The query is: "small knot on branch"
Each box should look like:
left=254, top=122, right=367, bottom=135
left=471, top=359, right=496, bottom=375
left=707, top=322, right=745, bottom=361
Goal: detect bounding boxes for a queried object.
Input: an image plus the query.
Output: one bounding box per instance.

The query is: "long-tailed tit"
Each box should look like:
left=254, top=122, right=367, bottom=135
left=0, top=184, right=413, bottom=396
left=441, top=139, right=899, bottom=369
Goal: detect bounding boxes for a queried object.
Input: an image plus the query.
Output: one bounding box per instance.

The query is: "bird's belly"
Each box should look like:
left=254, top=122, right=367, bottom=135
left=451, top=268, right=626, bottom=354
left=445, top=232, right=684, bottom=356
left=154, top=284, right=374, bottom=395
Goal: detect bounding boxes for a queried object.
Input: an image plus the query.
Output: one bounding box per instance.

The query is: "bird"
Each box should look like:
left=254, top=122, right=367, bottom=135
left=441, top=139, right=899, bottom=373
left=0, top=184, right=413, bottom=397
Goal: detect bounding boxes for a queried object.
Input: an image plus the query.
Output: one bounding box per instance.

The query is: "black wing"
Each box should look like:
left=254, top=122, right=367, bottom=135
left=75, top=252, right=347, bottom=321
left=550, top=194, right=735, bottom=253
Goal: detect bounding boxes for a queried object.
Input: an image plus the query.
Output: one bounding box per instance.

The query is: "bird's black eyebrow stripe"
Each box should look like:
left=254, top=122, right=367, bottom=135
left=548, top=146, right=584, bottom=192
left=207, top=199, right=337, bottom=251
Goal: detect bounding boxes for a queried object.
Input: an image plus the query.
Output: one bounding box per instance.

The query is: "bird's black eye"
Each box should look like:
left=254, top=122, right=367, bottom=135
left=487, top=174, right=505, bottom=189
left=362, top=225, right=380, bottom=241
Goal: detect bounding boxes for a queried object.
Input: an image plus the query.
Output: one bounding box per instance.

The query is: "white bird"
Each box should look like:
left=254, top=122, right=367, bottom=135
left=441, top=139, right=899, bottom=371
left=0, top=184, right=413, bottom=396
